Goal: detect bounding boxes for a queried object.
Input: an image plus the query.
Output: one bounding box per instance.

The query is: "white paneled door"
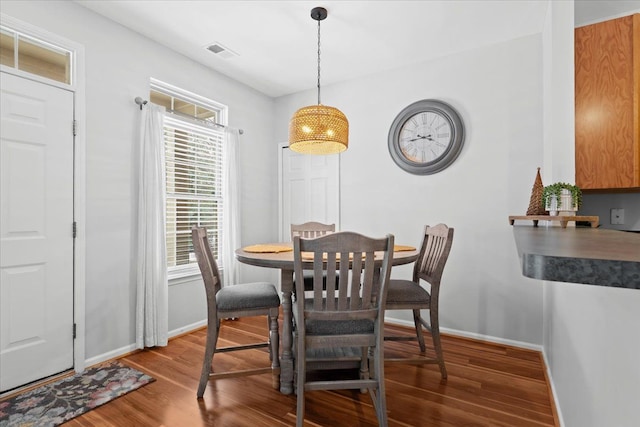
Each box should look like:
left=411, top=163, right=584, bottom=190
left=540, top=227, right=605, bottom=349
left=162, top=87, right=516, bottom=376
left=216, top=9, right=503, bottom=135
left=280, top=145, right=340, bottom=241
left=0, top=73, right=74, bottom=392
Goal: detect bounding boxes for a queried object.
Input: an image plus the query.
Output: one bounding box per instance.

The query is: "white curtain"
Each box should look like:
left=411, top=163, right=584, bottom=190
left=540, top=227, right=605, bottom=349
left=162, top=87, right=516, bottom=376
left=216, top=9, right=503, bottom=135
left=222, top=128, right=241, bottom=287
left=136, top=103, right=169, bottom=348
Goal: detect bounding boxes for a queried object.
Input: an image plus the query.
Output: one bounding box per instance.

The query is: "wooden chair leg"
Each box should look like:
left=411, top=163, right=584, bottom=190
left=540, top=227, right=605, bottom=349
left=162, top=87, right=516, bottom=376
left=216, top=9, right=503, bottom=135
left=269, top=309, right=280, bottom=390
left=359, top=346, right=370, bottom=393
left=372, top=344, right=388, bottom=426
left=413, top=309, right=427, bottom=352
left=430, top=308, right=447, bottom=379
left=198, top=318, right=220, bottom=398
left=296, top=377, right=305, bottom=426
left=296, top=335, right=306, bottom=427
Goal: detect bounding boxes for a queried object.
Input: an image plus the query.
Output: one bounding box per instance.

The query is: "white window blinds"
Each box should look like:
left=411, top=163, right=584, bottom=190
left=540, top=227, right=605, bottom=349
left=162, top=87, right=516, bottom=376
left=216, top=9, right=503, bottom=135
left=164, top=115, right=224, bottom=273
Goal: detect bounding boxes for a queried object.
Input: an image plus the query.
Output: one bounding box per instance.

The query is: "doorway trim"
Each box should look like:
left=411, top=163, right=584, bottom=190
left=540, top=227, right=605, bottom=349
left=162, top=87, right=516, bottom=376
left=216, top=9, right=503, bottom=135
left=1, top=13, right=86, bottom=373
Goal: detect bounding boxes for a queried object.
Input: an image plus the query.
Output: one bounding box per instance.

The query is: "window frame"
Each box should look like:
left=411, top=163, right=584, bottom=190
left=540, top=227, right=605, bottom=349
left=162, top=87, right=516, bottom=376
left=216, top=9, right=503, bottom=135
left=150, top=79, right=228, bottom=281
left=0, top=24, right=73, bottom=86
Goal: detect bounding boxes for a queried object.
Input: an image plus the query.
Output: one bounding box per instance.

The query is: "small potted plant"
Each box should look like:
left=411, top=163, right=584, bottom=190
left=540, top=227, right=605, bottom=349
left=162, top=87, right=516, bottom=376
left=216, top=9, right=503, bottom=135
left=542, top=182, right=582, bottom=215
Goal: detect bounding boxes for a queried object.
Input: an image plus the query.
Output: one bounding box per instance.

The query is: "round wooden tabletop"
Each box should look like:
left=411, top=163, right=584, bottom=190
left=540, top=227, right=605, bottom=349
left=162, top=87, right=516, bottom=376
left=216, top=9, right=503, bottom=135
left=236, top=242, right=419, bottom=270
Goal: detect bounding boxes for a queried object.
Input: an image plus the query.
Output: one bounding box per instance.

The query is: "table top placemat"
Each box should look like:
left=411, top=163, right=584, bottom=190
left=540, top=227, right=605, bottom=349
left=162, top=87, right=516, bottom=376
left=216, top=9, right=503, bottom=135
left=243, top=244, right=293, bottom=253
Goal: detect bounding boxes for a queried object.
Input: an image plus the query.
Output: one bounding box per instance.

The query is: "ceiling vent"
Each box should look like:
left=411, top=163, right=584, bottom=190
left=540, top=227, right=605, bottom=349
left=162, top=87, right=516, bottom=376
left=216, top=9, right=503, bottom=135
left=205, top=42, right=238, bottom=59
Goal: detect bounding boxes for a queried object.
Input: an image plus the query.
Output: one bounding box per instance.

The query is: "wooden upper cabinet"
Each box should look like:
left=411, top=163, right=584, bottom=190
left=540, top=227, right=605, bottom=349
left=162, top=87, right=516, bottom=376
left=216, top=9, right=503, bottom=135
left=575, top=14, right=640, bottom=190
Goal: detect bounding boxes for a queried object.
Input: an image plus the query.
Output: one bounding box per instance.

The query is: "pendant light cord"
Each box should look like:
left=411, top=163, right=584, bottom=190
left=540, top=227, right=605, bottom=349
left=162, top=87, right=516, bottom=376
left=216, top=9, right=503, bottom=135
left=317, top=17, right=321, bottom=105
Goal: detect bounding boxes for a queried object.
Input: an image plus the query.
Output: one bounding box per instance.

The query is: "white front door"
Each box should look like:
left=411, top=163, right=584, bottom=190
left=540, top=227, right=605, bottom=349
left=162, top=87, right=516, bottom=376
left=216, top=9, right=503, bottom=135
left=0, top=72, right=75, bottom=392
left=279, top=145, right=340, bottom=241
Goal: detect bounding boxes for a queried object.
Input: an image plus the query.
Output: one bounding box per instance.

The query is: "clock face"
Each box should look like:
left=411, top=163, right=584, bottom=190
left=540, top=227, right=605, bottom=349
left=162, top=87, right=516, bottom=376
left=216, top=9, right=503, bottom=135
left=388, top=99, right=465, bottom=175
left=398, top=111, right=452, bottom=164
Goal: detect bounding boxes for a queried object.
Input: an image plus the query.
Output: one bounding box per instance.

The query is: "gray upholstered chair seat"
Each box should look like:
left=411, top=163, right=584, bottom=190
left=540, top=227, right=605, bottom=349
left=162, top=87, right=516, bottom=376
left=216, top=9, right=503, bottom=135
left=292, top=299, right=374, bottom=335
left=217, top=282, right=280, bottom=312
left=386, top=279, right=430, bottom=305
left=305, top=318, right=374, bottom=335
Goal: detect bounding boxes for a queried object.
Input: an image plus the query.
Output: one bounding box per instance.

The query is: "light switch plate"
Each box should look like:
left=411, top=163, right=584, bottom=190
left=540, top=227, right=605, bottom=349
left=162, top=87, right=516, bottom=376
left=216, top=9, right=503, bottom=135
left=610, top=208, right=625, bottom=225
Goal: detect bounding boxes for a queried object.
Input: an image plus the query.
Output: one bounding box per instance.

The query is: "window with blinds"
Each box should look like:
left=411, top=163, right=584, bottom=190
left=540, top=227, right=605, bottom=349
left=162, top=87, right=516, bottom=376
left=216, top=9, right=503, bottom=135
left=150, top=81, right=227, bottom=277
left=164, top=117, right=224, bottom=272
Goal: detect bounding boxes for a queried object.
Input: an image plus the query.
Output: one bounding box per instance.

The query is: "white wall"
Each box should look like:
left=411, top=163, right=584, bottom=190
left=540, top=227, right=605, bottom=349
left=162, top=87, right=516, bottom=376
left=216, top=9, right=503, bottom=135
left=274, top=34, right=546, bottom=346
left=545, top=283, right=640, bottom=427
left=1, top=1, right=278, bottom=361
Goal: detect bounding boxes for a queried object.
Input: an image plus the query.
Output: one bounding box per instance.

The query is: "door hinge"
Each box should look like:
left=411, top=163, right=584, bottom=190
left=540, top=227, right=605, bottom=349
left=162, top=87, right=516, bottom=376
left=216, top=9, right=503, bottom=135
left=72, top=221, right=77, bottom=238
left=72, top=120, right=77, bottom=136
left=73, top=323, right=77, bottom=339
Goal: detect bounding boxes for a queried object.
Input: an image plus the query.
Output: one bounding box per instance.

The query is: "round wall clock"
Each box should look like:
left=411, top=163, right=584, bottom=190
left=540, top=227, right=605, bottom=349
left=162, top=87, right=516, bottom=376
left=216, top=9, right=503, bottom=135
left=388, top=99, right=465, bottom=175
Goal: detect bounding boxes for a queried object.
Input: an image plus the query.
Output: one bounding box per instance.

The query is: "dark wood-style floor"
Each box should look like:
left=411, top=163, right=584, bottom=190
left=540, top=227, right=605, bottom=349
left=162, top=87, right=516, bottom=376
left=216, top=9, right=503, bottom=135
left=65, top=316, right=558, bottom=427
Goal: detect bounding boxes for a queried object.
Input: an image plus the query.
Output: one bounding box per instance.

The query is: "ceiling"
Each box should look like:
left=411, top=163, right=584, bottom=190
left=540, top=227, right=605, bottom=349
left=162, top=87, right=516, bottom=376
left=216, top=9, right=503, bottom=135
left=76, top=1, right=640, bottom=98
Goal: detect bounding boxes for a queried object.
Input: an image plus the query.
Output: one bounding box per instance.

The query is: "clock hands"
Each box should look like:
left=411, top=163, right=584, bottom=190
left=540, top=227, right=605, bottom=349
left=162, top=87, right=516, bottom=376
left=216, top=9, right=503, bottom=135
left=407, top=135, right=426, bottom=142
left=408, top=134, right=435, bottom=142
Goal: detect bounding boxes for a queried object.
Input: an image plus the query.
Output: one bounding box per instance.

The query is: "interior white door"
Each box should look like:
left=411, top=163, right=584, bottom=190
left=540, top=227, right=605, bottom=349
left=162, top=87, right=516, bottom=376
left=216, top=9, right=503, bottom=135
left=280, top=145, right=340, bottom=241
left=0, top=72, right=74, bottom=392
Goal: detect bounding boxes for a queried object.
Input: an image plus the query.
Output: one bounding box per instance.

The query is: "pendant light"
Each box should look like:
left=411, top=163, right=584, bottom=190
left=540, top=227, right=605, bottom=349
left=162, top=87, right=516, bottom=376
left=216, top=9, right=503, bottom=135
left=289, top=6, right=349, bottom=155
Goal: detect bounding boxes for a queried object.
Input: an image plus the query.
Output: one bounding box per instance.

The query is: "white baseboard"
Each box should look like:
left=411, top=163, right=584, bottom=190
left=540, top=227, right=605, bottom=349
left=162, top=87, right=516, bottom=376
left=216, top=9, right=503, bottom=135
left=168, top=319, right=207, bottom=338
left=439, top=326, right=543, bottom=351
left=83, top=320, right=207, bottom=369
left=541, top=348, right=565, bottom=427
left=385, top=317, right=544, bottom=351
left=84, top=343, right=138, bottom=368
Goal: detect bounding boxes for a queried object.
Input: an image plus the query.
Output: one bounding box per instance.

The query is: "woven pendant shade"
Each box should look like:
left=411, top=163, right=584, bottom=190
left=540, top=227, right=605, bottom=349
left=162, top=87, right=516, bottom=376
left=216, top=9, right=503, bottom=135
left=289, top=104, right=349, bottom=155
left=289, top=7, right=349, bottom=155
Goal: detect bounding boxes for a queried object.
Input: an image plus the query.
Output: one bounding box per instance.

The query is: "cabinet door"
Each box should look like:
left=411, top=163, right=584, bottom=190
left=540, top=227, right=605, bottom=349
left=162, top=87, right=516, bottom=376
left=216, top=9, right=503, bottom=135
left=575, top=14, right=640, bottom=190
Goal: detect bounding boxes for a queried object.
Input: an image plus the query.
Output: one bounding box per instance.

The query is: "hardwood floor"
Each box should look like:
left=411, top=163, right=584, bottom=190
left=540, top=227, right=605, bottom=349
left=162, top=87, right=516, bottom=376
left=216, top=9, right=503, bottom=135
left=65, top=317, right=558, bottom=427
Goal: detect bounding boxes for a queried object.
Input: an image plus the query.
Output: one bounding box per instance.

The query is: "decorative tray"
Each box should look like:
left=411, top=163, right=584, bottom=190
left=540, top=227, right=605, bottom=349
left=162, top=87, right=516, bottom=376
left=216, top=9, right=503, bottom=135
left=508, top=215, right=599, bottom=228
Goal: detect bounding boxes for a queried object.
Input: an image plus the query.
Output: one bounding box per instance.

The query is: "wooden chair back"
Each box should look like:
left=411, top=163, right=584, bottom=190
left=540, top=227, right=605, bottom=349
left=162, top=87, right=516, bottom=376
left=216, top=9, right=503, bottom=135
left=293, top=231, right=394, bottom=337
left=291, top=222, right=335, bottom=239
left=191, top=227, right=222, bottom=310
left=414, top=224, right=454, bottom=296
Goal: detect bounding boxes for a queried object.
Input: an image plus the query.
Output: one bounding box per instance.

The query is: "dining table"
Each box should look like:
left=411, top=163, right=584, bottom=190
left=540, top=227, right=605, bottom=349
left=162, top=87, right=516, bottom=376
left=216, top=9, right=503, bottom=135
left=235, top=241, right=419, bottom=395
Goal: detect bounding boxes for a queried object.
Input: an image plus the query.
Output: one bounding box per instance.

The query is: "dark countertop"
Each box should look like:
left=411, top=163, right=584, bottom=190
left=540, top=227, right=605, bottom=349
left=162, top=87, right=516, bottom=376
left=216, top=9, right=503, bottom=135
left=512, top=226, right=640, bottom=289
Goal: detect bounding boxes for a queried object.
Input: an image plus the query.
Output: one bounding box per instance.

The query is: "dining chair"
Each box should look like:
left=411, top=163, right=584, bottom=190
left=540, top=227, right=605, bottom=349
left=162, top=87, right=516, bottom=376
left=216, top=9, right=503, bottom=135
left=290, top=222, right=338, bottom=294
left=384, top=224, right=454, bottom=379
left=293, top=231, right=394, bottom=427
left=191, top=227, right=281, bottom=398
left=290, top=221, right=336, bottom=239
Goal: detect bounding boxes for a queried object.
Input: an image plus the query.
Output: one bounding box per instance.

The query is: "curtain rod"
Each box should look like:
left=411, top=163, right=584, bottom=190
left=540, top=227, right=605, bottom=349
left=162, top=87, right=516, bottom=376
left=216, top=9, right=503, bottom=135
left=134, top=97, right=243, bottom=134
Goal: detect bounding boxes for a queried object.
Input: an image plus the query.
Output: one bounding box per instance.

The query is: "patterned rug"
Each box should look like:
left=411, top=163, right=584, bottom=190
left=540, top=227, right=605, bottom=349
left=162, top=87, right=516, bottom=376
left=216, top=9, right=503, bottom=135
left=0, top=360, right=154, bottom=427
